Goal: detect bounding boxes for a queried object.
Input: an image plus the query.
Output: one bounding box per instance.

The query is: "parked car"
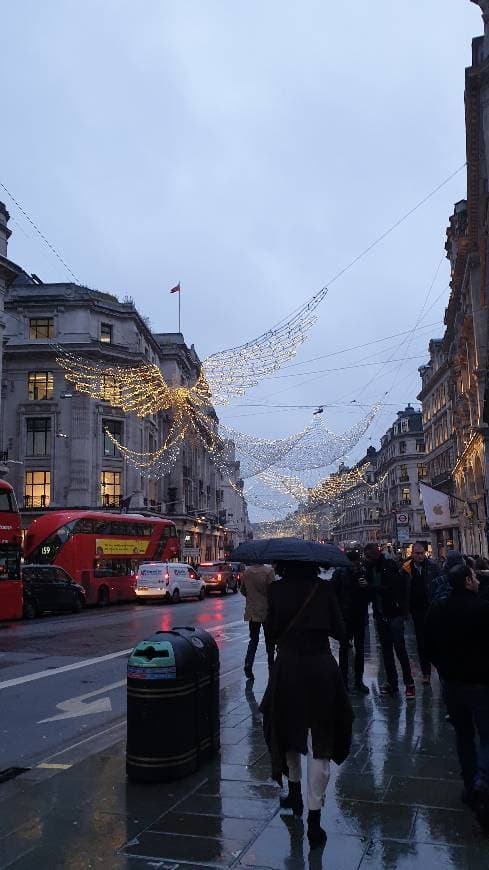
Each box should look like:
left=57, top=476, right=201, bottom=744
left=197, top=562, right=238, bottom=595
left=229, top=562, right=246, bottom=589
left=135, top=562, right=205, bottom=603
left=22, top=564, right=86, bottom=618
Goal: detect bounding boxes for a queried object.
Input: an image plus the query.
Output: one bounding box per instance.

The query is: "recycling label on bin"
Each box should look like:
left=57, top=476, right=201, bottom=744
left=128, top=665, right=177, bottom=680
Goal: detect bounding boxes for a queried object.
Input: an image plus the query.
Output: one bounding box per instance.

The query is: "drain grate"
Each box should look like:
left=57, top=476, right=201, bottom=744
left=0, top=767, right=29, bottom=784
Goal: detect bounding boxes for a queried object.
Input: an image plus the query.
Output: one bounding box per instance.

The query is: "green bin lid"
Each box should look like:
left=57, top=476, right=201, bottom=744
left=128, top=640, right=176, bottom=668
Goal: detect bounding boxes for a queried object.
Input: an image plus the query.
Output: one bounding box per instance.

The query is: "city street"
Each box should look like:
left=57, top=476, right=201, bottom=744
left=2, top=597, right=489, bottom=868
left=0, top=593, right=247, bottom=771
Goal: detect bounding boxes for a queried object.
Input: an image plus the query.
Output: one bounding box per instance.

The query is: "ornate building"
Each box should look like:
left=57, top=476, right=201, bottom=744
left=0, top=206, right=250, bottom=560
left=441, top=5, right=489, bottom=556
left=329, top=448, right=381, bottom=548
left=375, top=406, right=428, bottom=552
left=417, top=338, right=460, bottom=559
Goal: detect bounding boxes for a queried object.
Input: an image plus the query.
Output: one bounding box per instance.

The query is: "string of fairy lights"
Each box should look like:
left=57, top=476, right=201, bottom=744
left=54, top=282, right=382, bottom=520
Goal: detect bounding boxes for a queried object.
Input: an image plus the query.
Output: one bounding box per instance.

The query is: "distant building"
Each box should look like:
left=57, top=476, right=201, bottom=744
left=328, top=448, right=381, bottom=548
left=375, top=406, right=428, bottom=551
left=417, top=339, right=460, bottom=559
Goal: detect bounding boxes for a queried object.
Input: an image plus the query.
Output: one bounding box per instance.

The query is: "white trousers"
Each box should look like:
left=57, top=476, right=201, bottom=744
left=285, top=730, right=331, bottom=811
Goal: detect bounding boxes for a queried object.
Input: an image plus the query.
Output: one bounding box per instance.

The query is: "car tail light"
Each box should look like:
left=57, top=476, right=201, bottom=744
left=217, top=573, right=221, bottom=582
left=165, top=571, right=170, bottom=585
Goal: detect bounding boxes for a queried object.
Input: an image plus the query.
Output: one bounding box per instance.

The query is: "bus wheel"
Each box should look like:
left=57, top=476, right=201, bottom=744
left=172, top=589, right=180, bottom=604
left=98, top=586, right=110, bottom=607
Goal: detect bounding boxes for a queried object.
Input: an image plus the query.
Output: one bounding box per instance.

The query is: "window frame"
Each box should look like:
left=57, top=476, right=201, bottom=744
left=100, top=322, right=113, bottom=344
left=26, top=417, right=52, bottom=456
left=29, top=317, right=54, bottom=340
left=24, top=470, right=51, bottom=508
left=103, top=419, right=123, bottom=456
left=28, top=372, right=54, bottom=401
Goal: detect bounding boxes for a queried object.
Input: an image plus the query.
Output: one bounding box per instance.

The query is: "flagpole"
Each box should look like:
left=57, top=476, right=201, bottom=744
left=178, top=288, right=181, bottom=333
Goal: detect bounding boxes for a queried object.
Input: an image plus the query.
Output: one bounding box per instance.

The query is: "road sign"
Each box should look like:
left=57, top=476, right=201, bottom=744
left=397, top=528, right=410, bottom=543
left=397, top=512, right=409, bottom=525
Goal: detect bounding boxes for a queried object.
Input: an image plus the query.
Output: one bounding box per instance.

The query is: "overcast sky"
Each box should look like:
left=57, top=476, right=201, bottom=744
left=1, top=1, right=482, bottom=519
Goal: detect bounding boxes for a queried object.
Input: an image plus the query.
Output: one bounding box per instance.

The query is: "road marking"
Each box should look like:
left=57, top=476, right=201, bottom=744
left=38, top=679, right=124, bottom=723
left=37, top=762, right=72, bottom=770
left=0, top=618, right=244, bottom=691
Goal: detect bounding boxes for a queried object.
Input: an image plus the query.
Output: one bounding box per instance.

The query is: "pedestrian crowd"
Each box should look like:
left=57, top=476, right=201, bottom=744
left=239, top=542, right=489, bottom=851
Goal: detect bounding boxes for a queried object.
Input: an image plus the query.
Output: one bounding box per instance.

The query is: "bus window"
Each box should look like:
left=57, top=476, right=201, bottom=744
left=74, top=519, right=95, bottom=534
left=0, top=491, right=15, bottom=512
left=94, top=520, right=111, bottom=535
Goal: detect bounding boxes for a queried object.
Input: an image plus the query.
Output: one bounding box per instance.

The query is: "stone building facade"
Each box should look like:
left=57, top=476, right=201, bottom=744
left=329, top=448, right=381, bottom=548
left=417, top=339, right=460, bottom=559
left=0, top=211, right=250, bottom=559
left=375, top=406, right=428, bottom=552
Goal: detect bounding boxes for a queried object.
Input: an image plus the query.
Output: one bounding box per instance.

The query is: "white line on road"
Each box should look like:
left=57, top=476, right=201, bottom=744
left=0, top=619, right=244, bottom=691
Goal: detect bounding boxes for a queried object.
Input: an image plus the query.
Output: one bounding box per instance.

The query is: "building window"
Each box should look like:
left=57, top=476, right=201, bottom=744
left=416, top=439, right=425, bottom=453
left=26, top=418, right=51, bottom=456
left=401, top=485, right=411, bottom=505
left=101, top=376, right=121, bottom=406
left=399, top=464, right=409, bottom=482
left=100, top=470, right=121, bottom=507
left=24, top=470, right=51, bottom=508
left=100, top=322, right=113, bottom=344
left=400, top=418, right=409, bottom=433
left=29, top=318, right=54, bottom=339
left=399, top=440, right=406, bottom=455
left=417, top=463, right=427, bottom=479
left=28, top=372, right=54, bottom=401
left=103, top=419, right=123, bottom=456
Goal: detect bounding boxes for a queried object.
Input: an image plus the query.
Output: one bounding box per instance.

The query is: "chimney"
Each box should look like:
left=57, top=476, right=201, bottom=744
left=471, top=1, right=489, bottom=60
left=0, top=202, right=11, bottom=258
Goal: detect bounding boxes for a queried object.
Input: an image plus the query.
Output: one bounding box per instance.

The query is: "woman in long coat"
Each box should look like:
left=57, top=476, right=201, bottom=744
left=261, top=560, right=353, bottom=850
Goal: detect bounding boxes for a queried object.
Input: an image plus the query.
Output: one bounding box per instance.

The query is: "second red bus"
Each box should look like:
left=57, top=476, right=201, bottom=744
left=23, top=511, right=180, bottom=606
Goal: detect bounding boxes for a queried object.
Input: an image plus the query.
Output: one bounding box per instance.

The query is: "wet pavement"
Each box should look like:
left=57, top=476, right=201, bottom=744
left=2, top=615, right=489, bottom=868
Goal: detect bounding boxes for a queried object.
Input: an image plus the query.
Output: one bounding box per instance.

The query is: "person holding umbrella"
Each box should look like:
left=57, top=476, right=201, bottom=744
left=231, top=538, right=353, bottom=851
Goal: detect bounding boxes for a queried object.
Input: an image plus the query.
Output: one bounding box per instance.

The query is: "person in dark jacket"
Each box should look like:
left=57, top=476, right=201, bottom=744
left=261, top=560, right=353, bottom=850
left=332, top=549, right=370, bottom=693
left=363, top=543, right=415, bottom=699
left=401, top=542, right=440, bottom=684
left=425, top=561, right=489, bottom=828
left=431, top=549, right=465, bottom=601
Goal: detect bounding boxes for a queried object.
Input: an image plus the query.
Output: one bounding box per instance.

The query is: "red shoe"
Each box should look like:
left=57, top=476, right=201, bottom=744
left=405, top=684, right=416, bottom=700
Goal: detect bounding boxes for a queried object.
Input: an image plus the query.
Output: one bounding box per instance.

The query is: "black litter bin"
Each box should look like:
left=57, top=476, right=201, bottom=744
left=126, top=626, right=220, bottom=782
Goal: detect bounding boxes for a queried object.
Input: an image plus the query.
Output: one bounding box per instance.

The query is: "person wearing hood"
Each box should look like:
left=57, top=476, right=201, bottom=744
left=425, top=561, right=489, bottom=829
left=431, top=550, right=465, bottom=601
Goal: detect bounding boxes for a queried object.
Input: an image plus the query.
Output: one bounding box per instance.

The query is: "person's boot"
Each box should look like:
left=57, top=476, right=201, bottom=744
left=279, top=780, right=303, bottom=817
left=244, top=664, right=254, bottom=680
left=354, top=680, right=370, bottom=694
left=307, top=809, right=327, bottom=849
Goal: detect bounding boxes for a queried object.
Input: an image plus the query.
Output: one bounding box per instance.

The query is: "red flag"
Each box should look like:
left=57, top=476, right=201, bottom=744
left=170, top=282, right=181, bottom=294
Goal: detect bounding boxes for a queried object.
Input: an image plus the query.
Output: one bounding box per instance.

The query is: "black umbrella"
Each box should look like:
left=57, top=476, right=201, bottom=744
left=230, top=537, right=350, bottom=568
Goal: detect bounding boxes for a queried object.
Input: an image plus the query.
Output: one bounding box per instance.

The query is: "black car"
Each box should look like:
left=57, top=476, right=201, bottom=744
left=22, top=564, right=86, bottom=618
left=197, top=562, right=238, bottom=595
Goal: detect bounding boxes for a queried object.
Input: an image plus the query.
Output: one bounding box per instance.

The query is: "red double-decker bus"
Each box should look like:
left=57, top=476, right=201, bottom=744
left=23, top=511, right=180, bottom=606
left=0, top=480, right=23, bottom=621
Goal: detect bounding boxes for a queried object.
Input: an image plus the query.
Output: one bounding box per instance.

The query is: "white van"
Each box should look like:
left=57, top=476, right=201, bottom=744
left=135, top=562, right=205, bottom=603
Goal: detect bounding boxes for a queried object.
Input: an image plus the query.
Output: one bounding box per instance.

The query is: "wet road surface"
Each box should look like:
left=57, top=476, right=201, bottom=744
left=1, top=600, right=489, bottom=868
